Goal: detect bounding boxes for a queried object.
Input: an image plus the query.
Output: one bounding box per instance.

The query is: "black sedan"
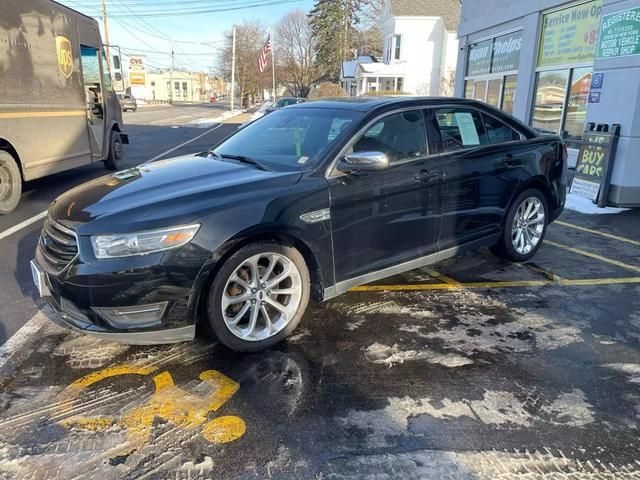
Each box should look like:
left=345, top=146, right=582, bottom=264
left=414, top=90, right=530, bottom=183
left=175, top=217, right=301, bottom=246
left=31, top=97, right=567, bottom=351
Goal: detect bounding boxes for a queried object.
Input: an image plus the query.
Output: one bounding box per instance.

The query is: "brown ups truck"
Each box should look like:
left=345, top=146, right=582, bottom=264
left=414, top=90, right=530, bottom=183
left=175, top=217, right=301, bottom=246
left=0, top=0, right=128, bottom=214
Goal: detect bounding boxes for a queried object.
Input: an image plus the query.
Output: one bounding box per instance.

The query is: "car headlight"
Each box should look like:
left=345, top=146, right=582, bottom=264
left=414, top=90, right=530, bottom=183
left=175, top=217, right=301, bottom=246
left=91, top=224, right=200, bottom=259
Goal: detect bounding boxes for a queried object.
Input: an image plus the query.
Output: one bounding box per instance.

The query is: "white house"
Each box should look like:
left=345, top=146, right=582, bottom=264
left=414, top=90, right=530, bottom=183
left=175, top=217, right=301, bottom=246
left=342, top=0, right=460, bottom=96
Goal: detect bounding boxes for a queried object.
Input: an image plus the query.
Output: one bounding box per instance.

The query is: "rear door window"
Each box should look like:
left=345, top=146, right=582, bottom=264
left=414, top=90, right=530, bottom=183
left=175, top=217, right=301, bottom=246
left=482, top=113, right=521, bottom=144
left=353, top=110, right=427, bottom=163
left=434, top=108, right=487, bottom=153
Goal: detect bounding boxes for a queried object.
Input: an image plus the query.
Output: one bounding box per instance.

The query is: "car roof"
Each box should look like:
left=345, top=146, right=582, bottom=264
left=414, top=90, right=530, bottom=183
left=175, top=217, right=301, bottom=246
left=287, top=96, right=538, bottom=137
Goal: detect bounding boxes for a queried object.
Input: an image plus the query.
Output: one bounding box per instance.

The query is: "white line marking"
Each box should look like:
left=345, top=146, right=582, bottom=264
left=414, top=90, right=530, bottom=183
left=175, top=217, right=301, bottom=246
left=0, top=309, right=50, bottom=372
left=146, top=123, right=223, bottom=162
left=0, top=210, right=47, bottom=241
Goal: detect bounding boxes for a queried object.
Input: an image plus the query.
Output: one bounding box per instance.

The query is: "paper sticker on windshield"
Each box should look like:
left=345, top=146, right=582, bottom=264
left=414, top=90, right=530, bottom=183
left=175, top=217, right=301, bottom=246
left=298, top=156, right=309, bottom=164
left=455, top=112, right=480, bottom=146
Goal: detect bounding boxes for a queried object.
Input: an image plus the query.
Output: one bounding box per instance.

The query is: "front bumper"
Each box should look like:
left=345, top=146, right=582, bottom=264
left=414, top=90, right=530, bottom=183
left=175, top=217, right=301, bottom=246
left=32, top=239, right=209, bottom=344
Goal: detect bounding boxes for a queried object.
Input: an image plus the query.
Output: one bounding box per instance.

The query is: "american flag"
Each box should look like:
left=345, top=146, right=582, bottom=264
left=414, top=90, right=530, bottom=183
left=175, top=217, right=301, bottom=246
left=258, top=34, right=272, bottom=73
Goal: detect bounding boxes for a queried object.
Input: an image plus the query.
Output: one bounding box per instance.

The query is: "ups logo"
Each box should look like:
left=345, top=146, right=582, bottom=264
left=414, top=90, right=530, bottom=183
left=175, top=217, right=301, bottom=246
left=55, top=36, right=73, bottom=78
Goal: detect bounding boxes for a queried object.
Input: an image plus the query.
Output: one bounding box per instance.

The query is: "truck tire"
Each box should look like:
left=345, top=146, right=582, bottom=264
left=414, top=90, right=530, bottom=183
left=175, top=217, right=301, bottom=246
left=104, top=130, right=124, bottom=171
left=0, top=151, right=22, bottom=215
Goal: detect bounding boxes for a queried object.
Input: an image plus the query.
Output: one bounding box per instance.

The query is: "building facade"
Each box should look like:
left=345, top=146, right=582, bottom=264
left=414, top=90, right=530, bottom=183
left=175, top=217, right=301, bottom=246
left=341, top=0, right=460, bottom=96
left=140, top=71, right=225, bottom=103
left=455, top=0, right=640, bottom=207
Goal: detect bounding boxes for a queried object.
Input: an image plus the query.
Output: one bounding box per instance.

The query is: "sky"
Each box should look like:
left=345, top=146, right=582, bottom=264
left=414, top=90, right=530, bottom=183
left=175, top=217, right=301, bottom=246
left=58, top=0, right=315, bottom=72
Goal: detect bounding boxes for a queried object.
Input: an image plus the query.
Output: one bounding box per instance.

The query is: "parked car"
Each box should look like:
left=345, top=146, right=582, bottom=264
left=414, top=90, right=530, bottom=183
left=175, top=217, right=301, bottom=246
left=118, top=94, right=137, bottom=112
left=31, top=97, right=567, bottom=352
left=264, top=97, right=305, bottom=115
left=210, top=95, right=217, bottom=103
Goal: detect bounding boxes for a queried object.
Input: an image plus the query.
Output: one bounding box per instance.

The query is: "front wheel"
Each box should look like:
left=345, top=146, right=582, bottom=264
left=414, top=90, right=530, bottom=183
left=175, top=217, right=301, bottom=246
left=491, top=188, right=548, bottom=262
left=103, top=130, right=124, bottom=171
left=205, top=242, right=310, bottom=352
left=0, top=151, right=22, bottom=214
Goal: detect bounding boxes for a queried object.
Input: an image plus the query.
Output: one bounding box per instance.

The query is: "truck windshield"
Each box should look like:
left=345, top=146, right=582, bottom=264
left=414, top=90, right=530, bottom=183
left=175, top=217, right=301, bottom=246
left=213, top=108, right=362, bottom=171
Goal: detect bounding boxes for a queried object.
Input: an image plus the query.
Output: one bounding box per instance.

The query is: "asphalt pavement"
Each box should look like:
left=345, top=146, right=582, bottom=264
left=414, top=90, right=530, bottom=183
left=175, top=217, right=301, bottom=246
left=0, top=101, right=238, bottom=345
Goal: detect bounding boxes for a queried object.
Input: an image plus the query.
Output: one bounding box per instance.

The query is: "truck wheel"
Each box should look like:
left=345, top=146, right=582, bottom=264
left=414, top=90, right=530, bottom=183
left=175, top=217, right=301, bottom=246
left=491, top=188, right=548, bottom=262
left=205, top=242, right=310, bottom=352
left=0, top=151, right=22, bottom=215
left=104, top=131, right=124, bottom=171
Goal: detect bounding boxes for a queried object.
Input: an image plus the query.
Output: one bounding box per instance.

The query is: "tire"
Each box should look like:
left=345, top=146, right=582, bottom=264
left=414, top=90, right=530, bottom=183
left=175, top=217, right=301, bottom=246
left=0, top=150, right=22, bottom=215
left=103, top=130, right=124, bottom=171
left=491, top=188, right=548, bottom=262
left=205, top=241, right=310, bottom=352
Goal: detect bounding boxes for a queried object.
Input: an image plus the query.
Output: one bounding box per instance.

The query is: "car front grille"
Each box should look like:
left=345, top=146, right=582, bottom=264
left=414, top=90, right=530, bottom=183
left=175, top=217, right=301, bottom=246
left=38, top=217, right=78, bottom=273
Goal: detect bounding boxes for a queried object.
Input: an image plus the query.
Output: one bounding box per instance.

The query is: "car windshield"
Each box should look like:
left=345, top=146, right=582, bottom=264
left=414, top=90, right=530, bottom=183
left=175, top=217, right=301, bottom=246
left=213, top=107, right=362, bottom=171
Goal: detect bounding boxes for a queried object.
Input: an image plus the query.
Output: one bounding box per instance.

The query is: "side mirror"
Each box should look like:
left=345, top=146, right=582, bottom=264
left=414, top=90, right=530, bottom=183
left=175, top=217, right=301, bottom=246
left=113, top=55, right=121, bottom=70
left=337, top=151, right=389, bottom=173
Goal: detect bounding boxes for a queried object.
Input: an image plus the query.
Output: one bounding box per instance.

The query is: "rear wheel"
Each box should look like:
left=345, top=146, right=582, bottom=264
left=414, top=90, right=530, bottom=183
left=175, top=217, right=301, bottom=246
left=205, top=242, right=310, bottom=352
left=103, top=130, right=124, bottom=171
left=0, top=151, right=22, bottom=215
left=491, top=188, right=548, bottom=262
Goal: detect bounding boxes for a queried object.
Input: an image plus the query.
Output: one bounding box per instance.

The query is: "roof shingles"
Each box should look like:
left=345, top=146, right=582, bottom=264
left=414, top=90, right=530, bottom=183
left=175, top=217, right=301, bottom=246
left=390, top=0, right=461, bottom=31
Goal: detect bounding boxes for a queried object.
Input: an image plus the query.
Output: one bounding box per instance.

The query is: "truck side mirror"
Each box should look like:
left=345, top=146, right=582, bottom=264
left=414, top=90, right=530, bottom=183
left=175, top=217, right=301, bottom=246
left=114, top=72, right=122, bottom=81
left=113, top=55, right=121, bottom=70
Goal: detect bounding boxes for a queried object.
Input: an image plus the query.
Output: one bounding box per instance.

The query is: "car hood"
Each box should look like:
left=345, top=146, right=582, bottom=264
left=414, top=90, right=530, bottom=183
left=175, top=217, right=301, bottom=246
left=50, top=154, right=303, bottom=234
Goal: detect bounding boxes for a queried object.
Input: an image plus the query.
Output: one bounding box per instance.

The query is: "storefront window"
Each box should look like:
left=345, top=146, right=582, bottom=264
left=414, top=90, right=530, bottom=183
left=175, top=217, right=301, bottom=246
left=531, top=70, right=569, bottom=133
left=464, top=81, right=474, bottom=99
left=474, top=80, right=487, bottom=102
left=486, top=78, right=502, bottom=107
left=502, top=75, right=517, bottom=114
left=564, top=67, right=592, bottom=138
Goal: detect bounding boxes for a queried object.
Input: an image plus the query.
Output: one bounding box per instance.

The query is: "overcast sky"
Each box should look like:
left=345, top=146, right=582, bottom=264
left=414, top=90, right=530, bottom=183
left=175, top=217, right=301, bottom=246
left=59, top=0, right=315, bottom=73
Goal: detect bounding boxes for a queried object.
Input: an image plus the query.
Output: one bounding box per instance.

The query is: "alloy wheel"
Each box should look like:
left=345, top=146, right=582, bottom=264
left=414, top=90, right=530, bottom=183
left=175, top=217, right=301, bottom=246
left=511, top=196, right=545, bottom=255
left=221, top=252, right=303, bottom=342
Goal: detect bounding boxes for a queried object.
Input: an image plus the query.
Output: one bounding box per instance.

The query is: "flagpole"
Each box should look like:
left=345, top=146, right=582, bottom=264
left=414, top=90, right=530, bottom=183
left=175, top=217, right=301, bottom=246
left=271, top=31, right=276, bottom=101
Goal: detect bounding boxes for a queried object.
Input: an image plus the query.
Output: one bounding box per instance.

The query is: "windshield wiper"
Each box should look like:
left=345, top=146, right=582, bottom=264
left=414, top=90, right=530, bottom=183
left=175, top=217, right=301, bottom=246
left=217, top=154, right=271, bottom=171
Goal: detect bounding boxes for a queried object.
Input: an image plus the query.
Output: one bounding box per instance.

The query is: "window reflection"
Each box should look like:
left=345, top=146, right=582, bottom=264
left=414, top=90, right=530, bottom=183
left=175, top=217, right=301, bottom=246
left=486, top=78, right=502, bottom=107
left=531, top=70, right=569, bottom=133
left=502, top=75, right=517, bottom=114
left=564, top=68, right=592, bottom=138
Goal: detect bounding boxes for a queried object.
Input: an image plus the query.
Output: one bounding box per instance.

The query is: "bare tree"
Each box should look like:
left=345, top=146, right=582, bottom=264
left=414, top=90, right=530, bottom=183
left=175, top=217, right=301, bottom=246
left=276, top=10, right=322, bottom=98
left=218, top=20, right=270, bottom=106
left=440, top=68, right=456, bottom=96
left=357, top=0, right=385, bottom=57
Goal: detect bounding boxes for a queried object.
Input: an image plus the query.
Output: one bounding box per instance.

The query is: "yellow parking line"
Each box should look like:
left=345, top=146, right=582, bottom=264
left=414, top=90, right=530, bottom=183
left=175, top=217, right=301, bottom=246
left=350, top=276, right=640, bottom=292
left=544, top=240, right=640, bottom=274
left=555, top=220, right=640, bottom=247
left=424, top=268, right=461, bottom=285
left=515, top=262, right=565, bottom=281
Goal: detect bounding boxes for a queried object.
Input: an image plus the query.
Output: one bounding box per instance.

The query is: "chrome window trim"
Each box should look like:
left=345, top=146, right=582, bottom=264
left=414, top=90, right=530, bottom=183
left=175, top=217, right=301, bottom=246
left=325, top=106, right=431, bottom=179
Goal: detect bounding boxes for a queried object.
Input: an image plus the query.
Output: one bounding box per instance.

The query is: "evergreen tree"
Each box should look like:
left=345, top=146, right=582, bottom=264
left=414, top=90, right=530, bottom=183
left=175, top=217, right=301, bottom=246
left=309, top=0, right=361, bottom=82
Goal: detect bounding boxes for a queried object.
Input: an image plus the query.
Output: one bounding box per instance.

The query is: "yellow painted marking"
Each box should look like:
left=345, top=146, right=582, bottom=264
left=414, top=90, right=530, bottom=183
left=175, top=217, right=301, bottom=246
left=424, top=268, right=461, bottom=285
left=351, top=276, right=640, bottom=292
left=544, top=240, right=640, bottom=274
left=202, top=415, right=246, bottom=443
left=515, top=262, right=565, bottom=282
left=555, top=220, right=640, bottom=247
left=56, top=363, right=246, bottom=455
left=0, top=110, right=86, bottom=120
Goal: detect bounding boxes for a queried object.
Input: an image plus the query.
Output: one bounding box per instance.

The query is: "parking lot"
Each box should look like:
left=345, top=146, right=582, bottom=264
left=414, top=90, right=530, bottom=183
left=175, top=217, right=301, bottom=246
left=1, top=193, right=639, bottom=479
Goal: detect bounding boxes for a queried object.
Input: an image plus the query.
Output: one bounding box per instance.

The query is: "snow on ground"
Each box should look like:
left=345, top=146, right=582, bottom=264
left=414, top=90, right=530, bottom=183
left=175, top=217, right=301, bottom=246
left=564, top=192, right=629, bottom=215
left=190, top=109, right=246, bottom=127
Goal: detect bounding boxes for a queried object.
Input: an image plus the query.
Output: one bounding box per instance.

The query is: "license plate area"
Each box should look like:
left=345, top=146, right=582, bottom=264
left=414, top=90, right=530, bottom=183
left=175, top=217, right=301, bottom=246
left=30, top=260, right=51, bottom=298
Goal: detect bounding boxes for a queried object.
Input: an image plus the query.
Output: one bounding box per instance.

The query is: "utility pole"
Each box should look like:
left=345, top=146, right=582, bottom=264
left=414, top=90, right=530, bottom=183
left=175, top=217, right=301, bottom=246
left=231, top=26, right=236, bottom=111
left=101, top=0, right=110, bottom=67
left=271, top=31, right=276, bottom=101
left=169, top=39, right=174, bottom=105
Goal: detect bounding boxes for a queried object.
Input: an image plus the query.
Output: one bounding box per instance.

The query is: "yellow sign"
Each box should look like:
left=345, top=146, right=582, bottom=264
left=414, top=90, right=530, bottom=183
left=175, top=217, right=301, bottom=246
left=538, top=0, right=602, bottom=67
left=55, top=364, right=246, bottom=457
left=129, top=71, right=146, bottom=86
left=55, top=36, right=73, bottom=78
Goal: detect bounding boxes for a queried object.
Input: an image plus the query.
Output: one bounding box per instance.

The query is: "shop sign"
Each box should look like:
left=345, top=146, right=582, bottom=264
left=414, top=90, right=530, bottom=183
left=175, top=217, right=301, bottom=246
left=538, top=0, right=602, bottom=67
left=491, top=31, right=523, bottom=73
left=467, top=39, right=492, bottom=76
left=571, top=124, right=620, bottom=206
left=129, top=55, right=146, bottom=86
left=597, top=6, right=640, bottom=59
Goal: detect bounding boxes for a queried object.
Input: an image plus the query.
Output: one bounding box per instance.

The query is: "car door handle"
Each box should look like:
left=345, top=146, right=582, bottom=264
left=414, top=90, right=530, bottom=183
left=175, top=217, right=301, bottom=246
left=415, top=169, right=441, bottom=184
